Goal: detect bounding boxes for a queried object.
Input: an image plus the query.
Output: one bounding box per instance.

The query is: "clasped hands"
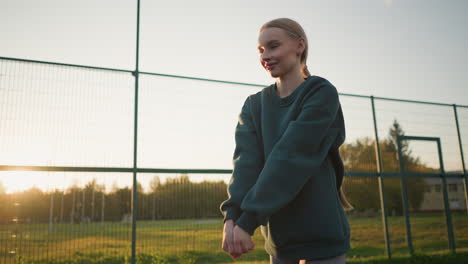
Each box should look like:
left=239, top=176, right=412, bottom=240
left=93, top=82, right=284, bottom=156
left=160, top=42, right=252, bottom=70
left=222, top=219, right=255, bottom=259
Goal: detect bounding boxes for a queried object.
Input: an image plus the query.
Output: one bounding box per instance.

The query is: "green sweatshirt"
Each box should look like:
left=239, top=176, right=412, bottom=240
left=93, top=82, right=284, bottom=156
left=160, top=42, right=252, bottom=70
left=220, top=75, right=350, bottom=260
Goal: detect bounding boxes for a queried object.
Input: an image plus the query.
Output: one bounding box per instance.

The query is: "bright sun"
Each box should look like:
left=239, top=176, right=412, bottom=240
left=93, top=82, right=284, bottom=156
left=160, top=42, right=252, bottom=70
left=0, top=171, right=53, bottom=194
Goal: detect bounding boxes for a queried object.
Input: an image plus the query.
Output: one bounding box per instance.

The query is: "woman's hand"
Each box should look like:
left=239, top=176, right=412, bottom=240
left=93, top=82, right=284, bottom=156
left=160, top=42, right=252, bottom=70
left=231, top=225, right=255, bottom=258
left=222, top=220, right=241, bottom=259
left=222, top=220, right=255, bottom=259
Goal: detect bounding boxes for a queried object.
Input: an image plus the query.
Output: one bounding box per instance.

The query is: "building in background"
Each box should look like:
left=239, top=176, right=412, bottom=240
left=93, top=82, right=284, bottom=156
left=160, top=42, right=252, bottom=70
left=418, top=178, right=466, bottom=213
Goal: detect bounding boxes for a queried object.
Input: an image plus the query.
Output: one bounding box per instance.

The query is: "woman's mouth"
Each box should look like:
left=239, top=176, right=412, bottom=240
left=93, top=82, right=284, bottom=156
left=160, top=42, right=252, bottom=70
left=266, top=63, right=277, bottom=70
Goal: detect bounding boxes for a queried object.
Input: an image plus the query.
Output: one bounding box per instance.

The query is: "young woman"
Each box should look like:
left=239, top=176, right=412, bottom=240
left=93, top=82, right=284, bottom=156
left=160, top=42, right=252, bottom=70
left=220, top=18, right=353, bottom=264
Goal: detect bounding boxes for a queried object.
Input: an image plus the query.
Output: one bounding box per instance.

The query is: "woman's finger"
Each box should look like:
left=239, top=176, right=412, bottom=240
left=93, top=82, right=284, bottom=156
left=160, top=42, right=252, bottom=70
left=222, top=221, right=235, bottom=254
left=240, top=239, right=251, bottom=253
left=233, top=237, right=243, bottom=256
left=247, top=239, right=255, bottom=252
left=222, top=236, right=229, bottom=253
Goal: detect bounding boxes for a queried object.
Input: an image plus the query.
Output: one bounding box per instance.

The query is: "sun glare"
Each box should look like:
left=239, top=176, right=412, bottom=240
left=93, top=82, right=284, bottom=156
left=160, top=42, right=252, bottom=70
left=0, top=171, right=55, bottom=194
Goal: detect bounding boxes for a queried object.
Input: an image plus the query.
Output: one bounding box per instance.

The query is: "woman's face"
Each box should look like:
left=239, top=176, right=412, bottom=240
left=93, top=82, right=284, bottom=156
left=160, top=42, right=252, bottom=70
left=258, top=27, right=304, bottom=78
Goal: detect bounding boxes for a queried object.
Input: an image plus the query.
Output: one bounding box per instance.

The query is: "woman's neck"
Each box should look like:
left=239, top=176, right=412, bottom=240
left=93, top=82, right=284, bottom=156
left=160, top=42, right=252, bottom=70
left=275, top=68, right=306, bottom=98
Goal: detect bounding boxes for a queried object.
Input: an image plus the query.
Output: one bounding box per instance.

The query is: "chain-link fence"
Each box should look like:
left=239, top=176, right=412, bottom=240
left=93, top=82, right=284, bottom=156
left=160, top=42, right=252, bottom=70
left=1, top=48, right=467, bottom=264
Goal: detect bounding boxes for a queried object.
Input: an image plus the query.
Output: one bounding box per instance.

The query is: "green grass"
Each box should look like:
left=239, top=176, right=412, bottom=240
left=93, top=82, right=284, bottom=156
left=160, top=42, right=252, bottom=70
left=1, top=213, right=467, bottom=264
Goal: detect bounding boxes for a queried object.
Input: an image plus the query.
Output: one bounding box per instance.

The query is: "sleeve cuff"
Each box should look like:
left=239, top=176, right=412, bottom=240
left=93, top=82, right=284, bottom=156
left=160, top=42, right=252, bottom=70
left=234, top=211, right=258, bottom=236
left=223, top=207, right=242, bottom=223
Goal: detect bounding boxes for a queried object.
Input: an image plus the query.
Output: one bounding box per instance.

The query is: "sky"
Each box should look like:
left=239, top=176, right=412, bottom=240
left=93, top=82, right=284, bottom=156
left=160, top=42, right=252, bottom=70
left=1, top=0, right=468, bottom=193
left=2, top=0, right=467, bottom=104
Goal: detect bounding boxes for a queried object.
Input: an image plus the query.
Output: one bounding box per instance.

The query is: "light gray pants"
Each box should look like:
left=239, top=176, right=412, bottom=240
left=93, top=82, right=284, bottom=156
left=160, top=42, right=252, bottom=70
left=270, top=254, right=346, bottom=264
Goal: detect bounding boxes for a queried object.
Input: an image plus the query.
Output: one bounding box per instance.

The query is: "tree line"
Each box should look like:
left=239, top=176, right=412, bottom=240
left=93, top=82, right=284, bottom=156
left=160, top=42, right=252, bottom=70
left=0, top=176, right=227, bottom=224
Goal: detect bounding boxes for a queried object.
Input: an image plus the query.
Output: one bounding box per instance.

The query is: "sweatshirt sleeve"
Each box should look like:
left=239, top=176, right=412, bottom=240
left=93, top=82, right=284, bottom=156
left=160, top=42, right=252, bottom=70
left=235, top=82, right=341, bottom=235
left=219, top=95, right=264, bottom=223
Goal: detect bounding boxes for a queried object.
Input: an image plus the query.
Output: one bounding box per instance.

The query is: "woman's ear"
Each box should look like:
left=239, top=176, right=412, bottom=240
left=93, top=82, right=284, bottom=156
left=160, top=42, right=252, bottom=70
left=297, top=38, right=306, bottom=57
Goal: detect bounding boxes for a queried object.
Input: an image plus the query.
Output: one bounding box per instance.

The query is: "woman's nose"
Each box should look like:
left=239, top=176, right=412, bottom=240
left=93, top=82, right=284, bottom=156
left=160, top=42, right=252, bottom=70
left=261, top=52, right=270, bottom=61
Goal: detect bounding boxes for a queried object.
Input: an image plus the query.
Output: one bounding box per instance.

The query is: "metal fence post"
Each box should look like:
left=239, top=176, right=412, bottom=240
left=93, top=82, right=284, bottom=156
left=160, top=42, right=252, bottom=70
left=453, top=104, right=468, bottom=215
left=396, top=136, right=414, bottom=255
left=131, top=0, right=141, bottom=263
left=371, top=96, right=391, bottom=258
left=436, top=139, right=456, bottom=253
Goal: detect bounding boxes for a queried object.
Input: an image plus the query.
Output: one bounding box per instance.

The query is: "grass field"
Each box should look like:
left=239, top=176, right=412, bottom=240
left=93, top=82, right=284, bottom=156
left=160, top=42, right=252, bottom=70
left=1, top=213, right=467, bottom=264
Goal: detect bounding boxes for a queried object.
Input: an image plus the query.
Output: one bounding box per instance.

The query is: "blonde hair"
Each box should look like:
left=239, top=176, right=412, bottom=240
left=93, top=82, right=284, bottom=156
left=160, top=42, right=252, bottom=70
left=260, top=18, right=311, bottom=78
left=339, top=185, right=354, bottom=211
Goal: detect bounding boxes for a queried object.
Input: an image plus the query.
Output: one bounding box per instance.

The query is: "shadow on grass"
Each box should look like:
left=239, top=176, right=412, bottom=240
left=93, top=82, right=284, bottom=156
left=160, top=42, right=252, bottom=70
left=192, top=250, right=268, bottom=264
left=348, top=251, right=468, bottom=264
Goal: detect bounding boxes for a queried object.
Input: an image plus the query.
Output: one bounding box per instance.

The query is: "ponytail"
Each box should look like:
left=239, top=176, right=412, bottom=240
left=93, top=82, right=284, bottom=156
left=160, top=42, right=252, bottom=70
left=339, top=186, right=354, bottom=211
left=302, top=64, right=311, bottom=79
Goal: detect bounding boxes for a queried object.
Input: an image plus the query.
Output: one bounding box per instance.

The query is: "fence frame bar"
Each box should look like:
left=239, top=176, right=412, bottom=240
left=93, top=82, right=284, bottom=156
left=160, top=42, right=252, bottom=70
left=371, top=96, right=391, bottom=258
left=131, top=0, right=141, bottom=263
left=396, top=136, right=414, bottom=255
left=453, top=105, right=468, bottom=214
left=1, top=56, right=468, bottom=108
left=435, top=138, right=456, bottom=253
left=397, top=136, right=456, bottom=254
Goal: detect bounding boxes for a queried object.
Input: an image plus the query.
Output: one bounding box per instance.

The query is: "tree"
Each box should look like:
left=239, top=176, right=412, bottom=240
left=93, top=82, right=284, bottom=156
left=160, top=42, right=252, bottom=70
left=149, top=175, right=161, bottom=220
left=0, top=181, right=9, bottom=223
left=340, top=137, right=378, bottom=172
left=0, top=180, right=5, bottom=195
left=149, top=175, right=161, bottom=192
left=386, top=119, right=409, bottom=155
left=340, top=119, right=432, bottom=214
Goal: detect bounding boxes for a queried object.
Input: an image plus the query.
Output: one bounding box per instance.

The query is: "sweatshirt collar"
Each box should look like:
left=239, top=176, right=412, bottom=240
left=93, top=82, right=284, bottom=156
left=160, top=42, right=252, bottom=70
left=271, top=76, right=313, bottom=107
